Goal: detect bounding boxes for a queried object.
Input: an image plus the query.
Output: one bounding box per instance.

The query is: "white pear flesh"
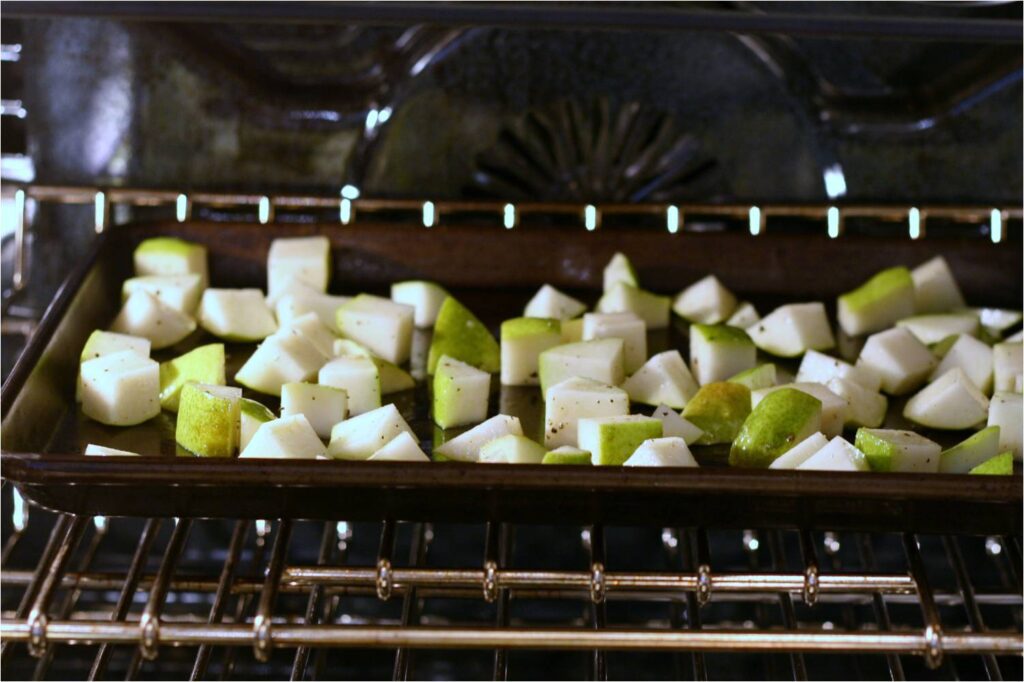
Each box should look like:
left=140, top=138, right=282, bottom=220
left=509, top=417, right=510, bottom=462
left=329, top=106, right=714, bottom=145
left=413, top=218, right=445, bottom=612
left=368, top=431, right=430, bottom=462
left=198, top=289, right=277, bottom=342
left=85, top=444, right=140, bottom=456
left=797, top=436, right=869, bottom=472
left=500, top=318, right=562, bottom=387
left=897, top=313, right=978, bottom=346
left=993, top=342, right=1022, bottom=393
left=122, top=274, right=203, bottom=314
left=603, top=252, right=638, bottom=291
left=826, top=377, right=887, bottom=428
left=434, top=414, right=523, bottom=462
left=689, top=324, right=756, bottom=385
left=281, top=382, right=348, bottom=438
left=622, top=350, right=699, bottom=409
left=327, top=404, right=415, bottom=460
left=912, top=256, right=965, bottom=314
left=267, top=236, right=330, bottom=299
left=538, top=339, right=625, bottom=394
left=855, top=327, right=936, bottom=395
left=582, top=312, right=646, bottom=373
left=80, top=350, right=160, bottom=426
left=903, top=368, right=989, bottom=430
left=234, top=331, right=328, bottom=396
left=433, top=355, right=491, bottom=429
left=111, top=289, right=197, bottom=350
left=479, top=434, right=547, bottom=464
left=277, top=311, right=337, bottom=358
left=726, top=302, right=760, bottom=329
left=624, top=437, right=698, bottom=467
left=318, top=357, right=381, bottom=416
left=768, top=432, right=829, bottom=470
left=752, top=382, right=847, bottom=438
left=276, top=291, right=350, bottom=334
left=78, top=330, right=152, bottom=402
left=239, top=399, right=275, bottom=452
left=672, top=275, right=737, bottom=324
left=133, top=237, right=208, bottom=288
left=336, top=294, right=415, bottom=365
left=854, top=428, right=941, bottom=473
left=596, top=283, right=670, bottom=329
left=524, top=284, right=586, bottom=320
left=391, top=280, right=448, bottom=328
left=796, top=349, right=881, bottom=392
left=544, top=377, right=629, bottom=448
left=650, top=404, right=704, bottom=445
left=988, top=392, right=1022, bottom=460
left=930, top=335, right=993, bottom=394
left=747, top=303, right=835, bottom=358
left=239, top=415, right=326, bottom=460
left=973, top=307, right=1023, bottom=337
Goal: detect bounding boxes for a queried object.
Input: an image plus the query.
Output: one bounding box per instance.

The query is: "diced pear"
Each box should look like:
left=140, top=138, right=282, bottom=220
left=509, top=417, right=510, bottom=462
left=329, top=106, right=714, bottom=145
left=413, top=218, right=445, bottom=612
left=993, top=342, right=1022, bottom=393
left=337, top=294, right=415, bottom=365
left=752, top=383, right=847, bottom=438
left=544, top=377, right=629, bottom=448
left=267, top=236, right=330, bottom=299
left=673, top=275, right=736, bottom=324
left=930, top=335, right=993, bottom=394
left=235, top=330, right=328, bottom=396
left=939, top=425, right=1001, bottom=473
left=374, top=358, right=415, bottom=394
left=988, top=392, right=1022, bottom=460
left=768, top=432, right=829, bottom=470
left=578, top=415, right=663, bottom=465
left=726, top=302, right=760, bottom=329
left=85, top=444, right=140, bottom=456
left=122, top=274, right=203, bottom=314
left=426, top=296, right=499, bottom=373
left=969, top=452, right=1014, bottom=475
left=78, top=330, right=151, bottom=402
left=368, top=431, right=429, bottom=462
left=275, top=291, right=349, bottom=334
left=690, top=324, right=756, bottom=385
left=433, top=414, right=523, bottom=462
left=175, top=383, right=241, bottom=457
left=542, top=446, right=592, bottom=465
left=650, top=404, right=704, bottom=445
left=433, top=355, right=490, bottom=428
left=319, top=356, right=381, bottom=416
left=972, top=307, right=1023, bottom=337
left=277, top=311, right=337, bottom=358
left=538, top=338, right=625, bottom=394
left=597, top=283, right=670, bottom=329
left=603, top=252, right=638, bottom=291
left=133, top=237, right=208, bottom=288
left=931, top=334, right=959, bottom=359
left=797, top=436, right=869, bottom=472
left=159, top=343, right=225, bottom=412
left=903, top=368, right=989, bottom=430
left=897, top=313, right=979, bottom=346
left=239, top=414, right=325, bottom=460
left=748, top=303, right=835, bottom=358
left=281, top=382, right=348, bottom=438
left=561, top=318, right=584, bottom=343
left=333, top=338, right=374, bottom=359
left=524, top=284, right=587, bottom=320
left=80, top=351, right=160, bottom=426
left=582, top=312, right=646, bottom=373
left=729, top=388, right=822, bottom=468
left=501, top=317, right=562, bottom=386
left=837, top=266, right=915, bottom=336
left=111, top=290, right=196, bottom=350
left=826, top=377, right=887, bottom=429
left=391, top=280, right=449, bottom=328
left=622, top=350, right=699, bottom=409
left=479, top=434, right=546, bottom=464
left=854, top=428, right=940, bottom=473
left=624, top=437, right=697, bottom=467
left=796, top=349, right=881, bottom=392
left=198, top=289, right=277, bottom=342
left=728, top=364, right=777, bottom=391
left=240, top=398, right=275, bottom=451
left=912, top=256, right=965, bottom=314
left=856, top=327, right=936, bottom=395
left=681, top=382, right=751, bottom=445
left=327, top=404, right=415, bottom=460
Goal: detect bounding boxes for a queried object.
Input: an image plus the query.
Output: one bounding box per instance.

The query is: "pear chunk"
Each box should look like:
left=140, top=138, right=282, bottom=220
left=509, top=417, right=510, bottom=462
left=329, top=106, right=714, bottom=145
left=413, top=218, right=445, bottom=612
left=856, top=327, right=936, bottom=395
left=333, top=338, right=374, bottom=359
left=240, top=398, right=275, bottom=451
left=327, top=404, right=415, bottom=460
left=319, top=357, right=381, bottom=416
left=911, top=256, right=965, bottom=314
left=433, top=355, right=490, bottom=429
left=542, top=446, right=593, bottom=465
left=752, top=383, right=847, bottom=438
left=854, top=428, right=940, bottom=473
left=391, top=280, right=449, bottom=328
left=903, top=368, right=989, bottom=430
left=434, top=414, right=523, bottom=462
left=85, top=444, right=140, bottom=456
left=538, top=338, right=625, bottom=394
left=561, top=318, right=584, bottom=343
left=930, top=335, right=993, bottom=394
left=748, top=303, right=835, bottom=358
left=122, top=274, right=203, bottom=314
left=369, top=431, right=430, bottom=462
left=479, top=434, right=546, bottom=464
left=837, top=266, right=914, bottom=336
left=524, top=284, right=587, bottom=320
left=650, top=404, right=704, bottom=445
left=622, top=350, right=699, bottom=409
left=279, top=311, right=337, bottom=358
left=582, top=312, right=646, bottom=373
left=544, top=377, right=629, bottom=448
left=993, top=342, right=1022, bottom=393
left=897, top=313, right=979, bottom=346
left=501, top=317, right=562, bottom=386
left=726, top=302, right=760, bottom=329
left=159, top=343, right=226, bottom=412
left=78, top=330, right=151, bottom=402
left=969, top=452, right=1014, bottom=475
left=176, top=383, right=242, bottom=457
left=235, top=331, right=328, bottom=396
left=111, top=289, right=197, bottom=350
left=769, top=432, right=829, bottom=470
left=267, top=236, right=330, bottom=299
left=672, top=275, right=737, bottom=324
left=797, top=436, right=870, bottom=472
left=373, top=358, right=415, bottom=394
left=728, top=363, right=777, bottom=391
left=625, top=437, right=698, bottom=467
left=80, top=350, right=161, bottom=426
left=690, top=324, right=755, bottom=385
left=240, top=414, right=326, bottom=460
left=988, top=392, right=1022, bottom=460
left=603, top=252, right=638, bottom=291
left=281, top=382, right=348, bottom=438
left=939, top=426, right=1001, bottom=473
left=730, top=388, right=822, bottom=468
left=337, top=294, right=415, bottom=365
left=597, top=283, right=670, bottom=329
left=275, top=291, right=350, bottom=334
left=796, top=350, right=881, bottom=393
left=198, top=289, right=277, bottom=342
left=426, top=296, right=499, bottom=373
left=133, top=237, right=208, bottom=288
left=826, top=377, right=887, bottom=429
left=578, top=415, right=663, bottom=466
left=681, top=382, right=751, bottom=445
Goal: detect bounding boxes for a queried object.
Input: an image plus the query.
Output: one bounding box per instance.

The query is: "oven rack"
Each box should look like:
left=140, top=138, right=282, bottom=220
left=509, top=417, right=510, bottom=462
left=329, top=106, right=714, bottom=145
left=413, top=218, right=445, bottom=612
left=1, top=485, right=1021, bottom=680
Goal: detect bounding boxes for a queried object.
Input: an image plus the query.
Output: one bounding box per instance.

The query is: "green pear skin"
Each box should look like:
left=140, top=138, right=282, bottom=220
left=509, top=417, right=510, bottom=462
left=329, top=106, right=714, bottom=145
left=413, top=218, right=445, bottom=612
left=681, top=382, right=752, bottom=445
left=729, top=388, right=822, bottom=468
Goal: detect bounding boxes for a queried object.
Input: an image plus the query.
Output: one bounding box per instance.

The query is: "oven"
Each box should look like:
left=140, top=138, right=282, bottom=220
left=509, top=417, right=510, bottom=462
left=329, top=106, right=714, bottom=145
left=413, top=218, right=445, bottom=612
left=1, top=3, right=1022, bottom=679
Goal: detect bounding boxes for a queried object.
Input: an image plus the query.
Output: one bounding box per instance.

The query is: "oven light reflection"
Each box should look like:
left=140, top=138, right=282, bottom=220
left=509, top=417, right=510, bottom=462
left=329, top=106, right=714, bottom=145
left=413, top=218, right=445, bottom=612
left=990, top=209, right=1003, bottom=243
left=584, top=205, right=598, bottom=231
left=176, top=194, right=189, bottom=223
left=340, top=198, right=353, bottom=225
left=827, top=207, right=840, bottom=238
left=666, top=205, right=680, bottom=234
left=503, top=203, right=516, bottom=230
left=908, top=207, right=921, bottom=240
left=748, top=206, right=762, bottom=236
left=823, top=164, right=848, bottom=199
left=94, top=191, right=107, bottom=233
left=423, top=201, right=436, bottom=228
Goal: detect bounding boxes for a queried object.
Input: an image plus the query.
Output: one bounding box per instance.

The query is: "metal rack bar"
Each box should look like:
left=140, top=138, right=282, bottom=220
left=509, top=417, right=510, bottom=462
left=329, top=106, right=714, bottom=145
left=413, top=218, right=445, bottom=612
left=903, top=534, right=945, bottom=670
left=254, top=520, right=293, bottom=663
left=685, top=529, right=709, bottom=681
left=191, top=520, right=249, bottom=681
left=292, top=521, right=335, bottom=682
left=945, top=536, right=1002, bottom=681
left=491, top=524, right=512, bottom=682
left=392, top=523, right=428, bottom=682
left=135, top=519, right=192, bottom=673
left=588, top=524, right=608, bottom=681
left=769, top=531, right=807, bottom=681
